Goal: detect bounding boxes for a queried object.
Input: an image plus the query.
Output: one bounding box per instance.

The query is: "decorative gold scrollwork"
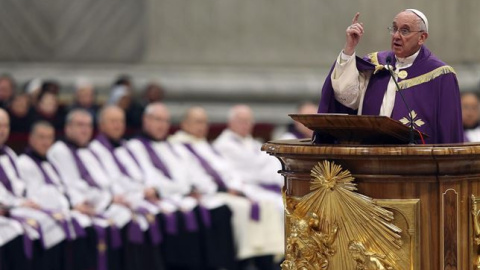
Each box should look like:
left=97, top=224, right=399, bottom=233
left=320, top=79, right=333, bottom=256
left=348, top=241, right=393, bottom=270
left=281, top=212, right=338, bottom=270
left=471, top=195, right=480, bottom=269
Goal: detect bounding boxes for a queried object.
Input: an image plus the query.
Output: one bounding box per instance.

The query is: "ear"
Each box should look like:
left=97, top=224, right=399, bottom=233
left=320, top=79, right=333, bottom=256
left=418, top=32, right=428, bottom=45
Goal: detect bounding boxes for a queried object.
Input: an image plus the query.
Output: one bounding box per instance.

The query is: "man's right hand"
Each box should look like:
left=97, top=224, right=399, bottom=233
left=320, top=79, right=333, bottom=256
left=21, top=200, right=41, bottom=210
left=144, top=187, right=160, bottom=202
left=74, top=202, right=96, bottom=216
left=344, top=12, right=364, bottom=56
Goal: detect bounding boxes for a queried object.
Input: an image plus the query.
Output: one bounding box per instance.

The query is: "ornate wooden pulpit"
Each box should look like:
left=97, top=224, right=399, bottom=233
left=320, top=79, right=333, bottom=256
left=262, top=114, right=480, bottom=270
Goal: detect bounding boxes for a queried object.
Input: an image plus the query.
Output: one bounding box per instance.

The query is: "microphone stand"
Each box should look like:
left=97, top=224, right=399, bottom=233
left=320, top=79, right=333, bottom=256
left=385, top=59, right=415, bottom=145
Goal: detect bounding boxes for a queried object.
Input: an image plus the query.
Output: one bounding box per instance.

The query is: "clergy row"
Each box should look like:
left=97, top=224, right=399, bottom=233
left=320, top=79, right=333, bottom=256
left=0, top=103, right=284, bottom=270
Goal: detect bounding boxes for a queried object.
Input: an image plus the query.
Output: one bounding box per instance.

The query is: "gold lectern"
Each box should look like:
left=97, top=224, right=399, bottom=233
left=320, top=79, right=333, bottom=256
left=262, top=114, right=480, bottom=270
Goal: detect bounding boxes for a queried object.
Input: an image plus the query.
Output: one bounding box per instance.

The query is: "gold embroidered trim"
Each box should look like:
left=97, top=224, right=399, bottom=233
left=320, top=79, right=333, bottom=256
left=397, top=65, right=456, bottom=90
left=367, top=52, right=380, bottom=66
left=368, top=52, right=386, bottom=74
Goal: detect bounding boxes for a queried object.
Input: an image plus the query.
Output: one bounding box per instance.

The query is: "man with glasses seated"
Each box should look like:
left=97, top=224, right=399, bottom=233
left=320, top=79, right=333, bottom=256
left=318, top=9, right=463, bottom=144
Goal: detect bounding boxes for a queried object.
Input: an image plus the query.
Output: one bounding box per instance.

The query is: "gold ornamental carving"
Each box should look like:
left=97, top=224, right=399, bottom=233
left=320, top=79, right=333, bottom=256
left=282, top=160, right=412, bottom=269
left=471, top=195, right=480, bottom=269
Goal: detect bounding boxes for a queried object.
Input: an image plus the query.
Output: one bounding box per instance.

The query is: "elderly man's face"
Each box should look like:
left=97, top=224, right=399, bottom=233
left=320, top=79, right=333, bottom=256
left=99, top=108, right=125, bottom=141
left=182, top=109, right=209, bottom=139
left=391, top=11, right=428, bottom=58
left=30, top=125, right=55, bottom=157
left=0, top=111, right=10, bottom=145
left=143, top=106, right=171, bottom=140
left=229, top=109, right=254, bottom=138
left=65, top=113, right=93, bottom=147
left=76, top=87, right=95, bottom=107
left=462, top=94, right=480, bottom=129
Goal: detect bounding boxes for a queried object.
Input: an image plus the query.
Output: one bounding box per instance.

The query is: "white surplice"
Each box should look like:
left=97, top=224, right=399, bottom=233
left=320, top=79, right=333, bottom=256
left=0, top=147, right=65, bottom=249
left=17, top=153, right=93, bottom=235
left=168, top=130, right=284, bottom=258
left=48, top=141, right=131, bottom=228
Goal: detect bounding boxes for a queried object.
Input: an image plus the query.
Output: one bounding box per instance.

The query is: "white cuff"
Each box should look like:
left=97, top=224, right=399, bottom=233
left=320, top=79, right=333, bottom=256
left=339, top=50, right=354, bottom=64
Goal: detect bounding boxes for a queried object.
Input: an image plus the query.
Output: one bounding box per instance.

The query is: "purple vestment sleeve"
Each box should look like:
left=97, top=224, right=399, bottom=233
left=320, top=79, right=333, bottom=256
left=436, top=73, right=464, bottom=144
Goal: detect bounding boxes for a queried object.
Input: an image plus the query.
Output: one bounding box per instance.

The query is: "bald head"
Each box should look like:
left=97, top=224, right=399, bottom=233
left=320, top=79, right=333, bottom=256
left=228, top=104, right=254, bottom=138
left=180, top=106, right=209, bottom=139
left=297, top=102, right=317, bottom=114
left=0, top=109, right=10, bottom=146
left=294, top=102, right=317, bottom=138
left=98, top=105, right=125, bottom=141
left=143, top=102, right=171, bottom=140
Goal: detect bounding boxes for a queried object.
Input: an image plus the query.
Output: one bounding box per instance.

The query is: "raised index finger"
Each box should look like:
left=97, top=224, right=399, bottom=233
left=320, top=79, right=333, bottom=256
left=352, top=12, right=360, bottom=24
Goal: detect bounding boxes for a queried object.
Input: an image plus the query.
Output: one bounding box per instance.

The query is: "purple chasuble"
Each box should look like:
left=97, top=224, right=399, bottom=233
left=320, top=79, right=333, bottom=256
left=317, top=45, right=463, bottom=144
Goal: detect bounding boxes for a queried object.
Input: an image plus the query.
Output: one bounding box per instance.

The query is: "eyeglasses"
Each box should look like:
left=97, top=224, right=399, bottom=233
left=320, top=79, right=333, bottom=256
left=388, top=26, right=424, bottom=36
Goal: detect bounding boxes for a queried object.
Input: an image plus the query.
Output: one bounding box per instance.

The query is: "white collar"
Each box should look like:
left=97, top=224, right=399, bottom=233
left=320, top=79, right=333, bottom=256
left=395, top=49, right=420, bottom=68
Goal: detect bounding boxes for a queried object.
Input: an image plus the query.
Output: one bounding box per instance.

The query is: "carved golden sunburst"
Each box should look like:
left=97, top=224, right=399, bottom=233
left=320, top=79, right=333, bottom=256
left=285, top=160, right=406, bottom=269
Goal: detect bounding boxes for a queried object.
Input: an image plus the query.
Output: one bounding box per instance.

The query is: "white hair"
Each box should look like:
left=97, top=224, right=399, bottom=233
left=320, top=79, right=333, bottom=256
left=405, top=9, right=428, bottom=33
left=228, top=104, right=252, bottom=122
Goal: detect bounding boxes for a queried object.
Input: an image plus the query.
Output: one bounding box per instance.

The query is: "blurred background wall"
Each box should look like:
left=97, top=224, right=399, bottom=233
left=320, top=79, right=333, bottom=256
left=0, top=0, right=479, bottom=125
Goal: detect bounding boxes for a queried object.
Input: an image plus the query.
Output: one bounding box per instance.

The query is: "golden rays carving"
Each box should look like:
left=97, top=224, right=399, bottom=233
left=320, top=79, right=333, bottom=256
left=283, top=160, right=406, bottom=269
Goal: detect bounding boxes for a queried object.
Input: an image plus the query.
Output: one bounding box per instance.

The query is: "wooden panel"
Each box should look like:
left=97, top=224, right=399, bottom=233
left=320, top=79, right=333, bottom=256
left=264, top=140, right=480, bottom=270
left=442, top=189, right=458, bottom=270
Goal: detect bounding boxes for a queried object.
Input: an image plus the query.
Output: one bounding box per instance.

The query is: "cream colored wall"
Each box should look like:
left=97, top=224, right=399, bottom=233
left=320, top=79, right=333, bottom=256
left=143, top=0, right=479, bottom=67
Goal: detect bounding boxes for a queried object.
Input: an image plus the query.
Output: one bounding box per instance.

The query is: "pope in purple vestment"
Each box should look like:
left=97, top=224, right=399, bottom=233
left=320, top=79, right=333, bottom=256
left=317, top=10, right=463, bottom=144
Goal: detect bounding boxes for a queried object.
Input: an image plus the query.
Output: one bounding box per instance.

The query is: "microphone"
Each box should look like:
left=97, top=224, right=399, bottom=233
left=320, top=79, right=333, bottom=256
left=385, top=56, right=415, bottom=145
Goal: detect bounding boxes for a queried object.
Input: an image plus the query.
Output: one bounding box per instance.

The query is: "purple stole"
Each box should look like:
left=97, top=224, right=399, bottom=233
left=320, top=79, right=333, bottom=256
left=94, top=134, right=132, bottom=177
left=136, top=136, right=213, bottom=228
left=94, top=135, right=166, bottom=244
left=24, top=149, right=57, bottom=186
left=136, top=136, right=173, bottom=179
left=183, top=143, right=228, bottom=192
left=0, top=146, right=19, bottom=194
left=24, top=149, right=88, bottom=240
left=0, top=163, right=13, bottom=193
left=183, top=143, right=260, bottom=221
left=64, top=142, right=126, bottom=250
left=65, top=142, right=100, bottom=188
left=8, top=215, right=40, bottom=259
left=92, top=223, right=108, bottom=270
